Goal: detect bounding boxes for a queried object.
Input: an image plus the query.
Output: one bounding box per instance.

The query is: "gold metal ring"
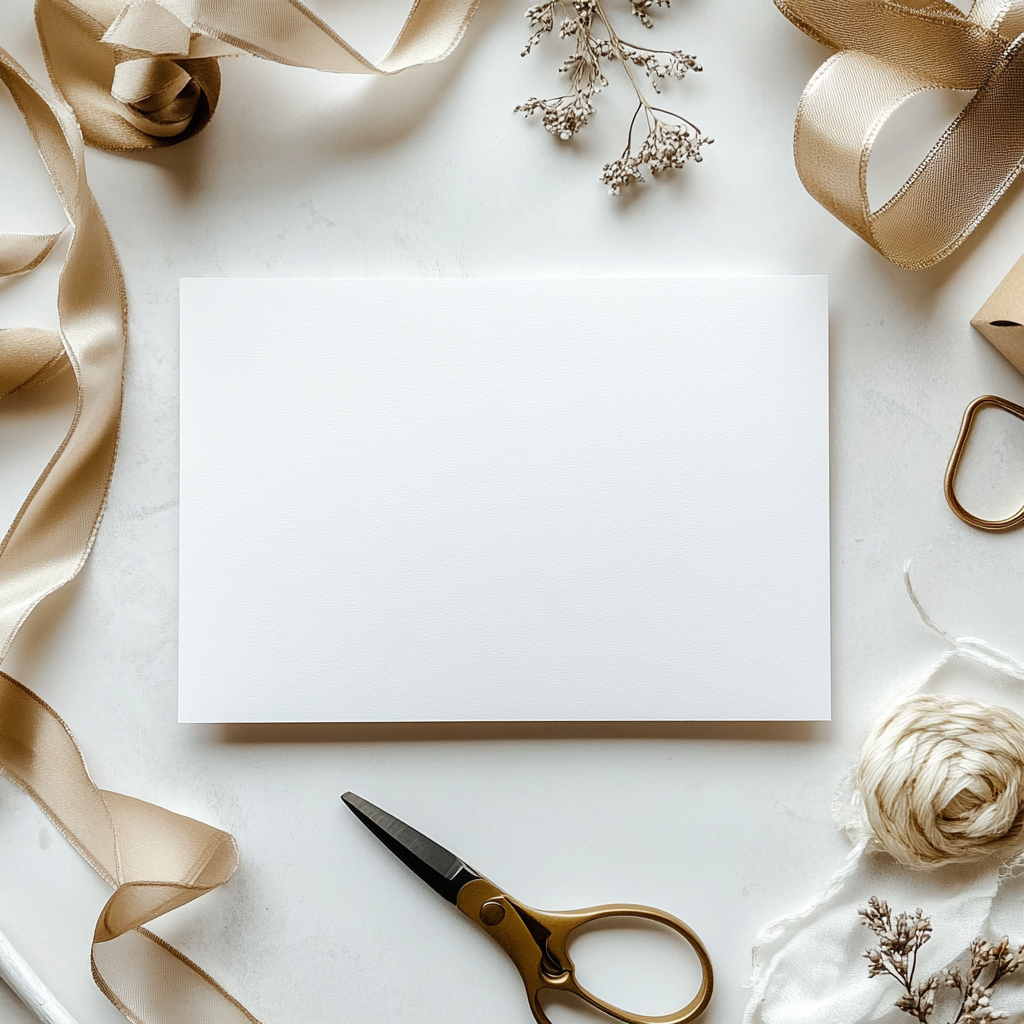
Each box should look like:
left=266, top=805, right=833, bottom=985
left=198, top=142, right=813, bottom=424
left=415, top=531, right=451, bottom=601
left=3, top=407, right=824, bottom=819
left=944, top=394, right=1024, bottom=532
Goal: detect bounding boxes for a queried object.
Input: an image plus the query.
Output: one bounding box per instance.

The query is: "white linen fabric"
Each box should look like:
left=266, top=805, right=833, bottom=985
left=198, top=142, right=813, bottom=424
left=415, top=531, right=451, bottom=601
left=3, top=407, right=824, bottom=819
left=745, top=571, right=1024, bottom=1024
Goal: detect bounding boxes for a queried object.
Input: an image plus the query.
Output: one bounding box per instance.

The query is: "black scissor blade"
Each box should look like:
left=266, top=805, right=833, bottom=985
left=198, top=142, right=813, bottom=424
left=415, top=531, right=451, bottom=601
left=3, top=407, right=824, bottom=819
left=342, top=792, right=481, bottom=904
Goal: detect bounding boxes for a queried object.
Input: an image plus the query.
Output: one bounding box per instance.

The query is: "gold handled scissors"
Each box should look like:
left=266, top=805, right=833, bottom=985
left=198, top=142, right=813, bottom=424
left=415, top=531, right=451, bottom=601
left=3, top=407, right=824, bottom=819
left=342, top=792, right=713, bottom=1024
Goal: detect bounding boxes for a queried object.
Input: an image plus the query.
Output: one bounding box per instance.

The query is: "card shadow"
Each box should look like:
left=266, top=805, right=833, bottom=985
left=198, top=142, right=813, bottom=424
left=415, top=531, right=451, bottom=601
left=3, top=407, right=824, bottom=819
left=215, top=719, right=829, bottom=743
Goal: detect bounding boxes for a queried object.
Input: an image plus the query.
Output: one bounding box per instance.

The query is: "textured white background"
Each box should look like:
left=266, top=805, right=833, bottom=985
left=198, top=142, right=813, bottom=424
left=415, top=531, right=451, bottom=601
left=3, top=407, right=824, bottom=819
left=1, top=1, right=1024, bottom=1023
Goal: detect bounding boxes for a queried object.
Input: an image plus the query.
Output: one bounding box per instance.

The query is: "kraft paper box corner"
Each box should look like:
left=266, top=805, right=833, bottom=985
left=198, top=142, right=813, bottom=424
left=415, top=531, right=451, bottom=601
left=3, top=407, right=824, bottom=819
left=973, top=254, right=1024, bottom=376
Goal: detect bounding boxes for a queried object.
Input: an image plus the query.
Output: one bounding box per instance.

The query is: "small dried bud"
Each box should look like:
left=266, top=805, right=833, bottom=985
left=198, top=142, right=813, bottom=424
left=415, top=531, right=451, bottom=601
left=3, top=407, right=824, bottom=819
left=862, top=899, right=1024, bottom=1024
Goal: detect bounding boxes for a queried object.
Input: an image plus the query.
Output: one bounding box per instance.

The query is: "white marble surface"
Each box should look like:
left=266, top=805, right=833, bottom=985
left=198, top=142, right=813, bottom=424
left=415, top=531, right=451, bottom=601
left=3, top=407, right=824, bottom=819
left=1, top=1, right=1024, bottom=1023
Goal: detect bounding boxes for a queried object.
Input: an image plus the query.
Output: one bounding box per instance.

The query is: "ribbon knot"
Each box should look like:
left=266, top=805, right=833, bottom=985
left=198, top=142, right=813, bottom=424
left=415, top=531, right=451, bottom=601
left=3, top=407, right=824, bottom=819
left=110, top=57, right=202, bottom=136
left=36, top=0, right=221, bottom=149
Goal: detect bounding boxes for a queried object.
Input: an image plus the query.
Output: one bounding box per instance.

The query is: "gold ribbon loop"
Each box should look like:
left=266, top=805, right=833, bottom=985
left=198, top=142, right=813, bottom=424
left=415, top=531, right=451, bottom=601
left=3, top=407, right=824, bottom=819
left=0, top=231, right=68, bottom=397
left=0, top=232, right=63, bottom=276
left=778, top=0, right=1024, bottom=266
left=777, top=0, right=1007, bottom=87
left=36, top=0, right=480, bottom=150
left=795, top=51, right=930, bottom=244
left=0, top=46, right=126, bottom=653
left=93, top=929, right=259, bottom=1024
left=0, top=672, right=259, bottom=1023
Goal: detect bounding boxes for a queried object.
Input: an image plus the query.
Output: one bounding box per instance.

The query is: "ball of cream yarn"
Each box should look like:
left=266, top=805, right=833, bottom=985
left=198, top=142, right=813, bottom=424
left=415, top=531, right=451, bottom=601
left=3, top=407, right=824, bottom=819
left=858, top=692, right=1024, bottom=868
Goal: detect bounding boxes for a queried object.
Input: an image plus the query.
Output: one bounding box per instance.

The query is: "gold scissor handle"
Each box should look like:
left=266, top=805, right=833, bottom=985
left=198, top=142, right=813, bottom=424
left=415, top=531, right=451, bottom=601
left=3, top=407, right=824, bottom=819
left=945, top=394, right=1024, bottom=532
left=457, top=877, right=713, bottom=1024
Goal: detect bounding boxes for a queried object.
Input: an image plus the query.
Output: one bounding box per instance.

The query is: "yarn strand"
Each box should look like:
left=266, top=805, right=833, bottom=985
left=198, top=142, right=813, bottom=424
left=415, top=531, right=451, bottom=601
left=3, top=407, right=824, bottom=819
left=904, top=561, right=1024, bottom=683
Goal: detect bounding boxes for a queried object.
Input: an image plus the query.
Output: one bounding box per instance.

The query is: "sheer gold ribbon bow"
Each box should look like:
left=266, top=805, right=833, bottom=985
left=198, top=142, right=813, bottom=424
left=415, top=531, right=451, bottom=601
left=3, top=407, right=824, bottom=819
left=0, top=46, right=260, bottom=1024
left=776, top=0, right=1024, bottom=269
left=35, top=0, right=481, bottom=151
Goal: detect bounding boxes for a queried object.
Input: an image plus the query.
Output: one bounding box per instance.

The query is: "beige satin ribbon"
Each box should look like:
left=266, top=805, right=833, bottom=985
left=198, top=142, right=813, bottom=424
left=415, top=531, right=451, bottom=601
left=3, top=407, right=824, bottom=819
left=5, top=1, right=486, bottom=1015
left=0, top=46, right=260, bottom=1024
left=777, top=0, right=1024, bottom=269
left=36, top=0, right=481, bottom=151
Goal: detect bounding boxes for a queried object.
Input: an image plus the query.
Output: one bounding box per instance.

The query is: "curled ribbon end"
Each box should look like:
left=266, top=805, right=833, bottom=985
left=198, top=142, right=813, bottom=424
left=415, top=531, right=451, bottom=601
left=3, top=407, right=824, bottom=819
left=102, top=1, right=191, bottom=56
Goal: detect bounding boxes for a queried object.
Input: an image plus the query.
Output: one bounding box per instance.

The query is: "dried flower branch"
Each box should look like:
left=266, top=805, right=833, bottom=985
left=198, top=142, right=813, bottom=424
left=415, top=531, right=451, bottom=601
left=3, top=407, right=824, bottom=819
left=860, top=897, right=1024, bottom=1024
left=516, top=0, right=711, bottom=193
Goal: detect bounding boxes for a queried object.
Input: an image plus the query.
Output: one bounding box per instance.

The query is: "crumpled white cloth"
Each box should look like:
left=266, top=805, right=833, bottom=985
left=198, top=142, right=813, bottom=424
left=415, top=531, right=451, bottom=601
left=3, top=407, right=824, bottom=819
left=744, top=569, right=1024, bottom=1024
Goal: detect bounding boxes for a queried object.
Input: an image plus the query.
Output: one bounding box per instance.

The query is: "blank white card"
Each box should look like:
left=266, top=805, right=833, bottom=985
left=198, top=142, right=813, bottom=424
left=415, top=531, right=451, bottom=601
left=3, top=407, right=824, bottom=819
left=178, top=278, right=830, bottom=722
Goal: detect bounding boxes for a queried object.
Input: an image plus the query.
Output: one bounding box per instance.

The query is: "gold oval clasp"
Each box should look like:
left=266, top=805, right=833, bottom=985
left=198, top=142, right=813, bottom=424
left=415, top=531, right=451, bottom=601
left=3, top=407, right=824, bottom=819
left=944, top=395, right=1024, bottom=532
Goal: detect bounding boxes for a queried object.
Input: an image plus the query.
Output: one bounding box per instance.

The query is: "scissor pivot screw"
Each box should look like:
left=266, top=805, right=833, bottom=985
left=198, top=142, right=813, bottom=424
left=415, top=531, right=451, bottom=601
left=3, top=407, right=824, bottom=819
left=480, top=900, right=506, bottom=926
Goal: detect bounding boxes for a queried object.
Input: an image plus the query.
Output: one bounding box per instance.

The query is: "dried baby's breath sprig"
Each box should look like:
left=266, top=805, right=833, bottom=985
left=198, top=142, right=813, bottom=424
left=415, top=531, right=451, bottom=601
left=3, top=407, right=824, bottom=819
left=860, top=897, right=1024, bottom=1024
left=516, top=0, right=711, bottom=192
left=600, top=103, right=710, bottom=194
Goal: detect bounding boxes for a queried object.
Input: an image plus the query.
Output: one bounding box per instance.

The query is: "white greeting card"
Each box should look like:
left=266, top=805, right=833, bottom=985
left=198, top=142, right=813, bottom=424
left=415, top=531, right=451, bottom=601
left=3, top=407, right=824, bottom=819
left=178, top=278, right=830, bottom=722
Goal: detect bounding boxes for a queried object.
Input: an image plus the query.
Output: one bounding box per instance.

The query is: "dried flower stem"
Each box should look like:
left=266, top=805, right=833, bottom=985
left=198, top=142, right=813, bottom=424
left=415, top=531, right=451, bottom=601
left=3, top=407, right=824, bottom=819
left=860, top=897, right=1024, bottom=1024
left=516, top=0, right=712, bottom=193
